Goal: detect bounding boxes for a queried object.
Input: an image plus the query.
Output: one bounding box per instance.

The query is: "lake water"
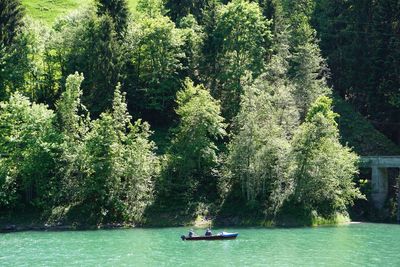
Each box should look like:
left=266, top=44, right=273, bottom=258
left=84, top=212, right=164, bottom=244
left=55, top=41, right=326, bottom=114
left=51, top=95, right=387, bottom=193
left=1, top=223, right=399, bottom=266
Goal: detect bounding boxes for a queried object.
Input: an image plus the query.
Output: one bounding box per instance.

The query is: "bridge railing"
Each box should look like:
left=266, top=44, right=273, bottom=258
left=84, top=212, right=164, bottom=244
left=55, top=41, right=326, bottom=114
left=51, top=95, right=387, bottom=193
left=360, top=156, right=400, bottom=168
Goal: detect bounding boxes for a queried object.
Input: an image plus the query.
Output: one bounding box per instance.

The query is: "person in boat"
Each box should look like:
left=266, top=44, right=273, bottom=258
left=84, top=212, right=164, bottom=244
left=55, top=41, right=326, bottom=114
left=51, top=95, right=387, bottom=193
left=188, top=229, right=195, bottom=238
left=205, top=228, right=212, bottom=236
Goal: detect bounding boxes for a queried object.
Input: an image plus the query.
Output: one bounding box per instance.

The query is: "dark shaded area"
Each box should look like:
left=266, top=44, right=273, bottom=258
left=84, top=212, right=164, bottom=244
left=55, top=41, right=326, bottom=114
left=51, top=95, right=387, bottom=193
left=313, top=0, right=400, bottom=146
left=333, top=94, right=400, bottom=156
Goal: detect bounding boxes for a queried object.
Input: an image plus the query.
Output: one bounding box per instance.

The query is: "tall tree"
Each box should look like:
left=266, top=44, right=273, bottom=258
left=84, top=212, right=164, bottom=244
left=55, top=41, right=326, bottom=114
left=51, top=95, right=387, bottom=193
left=123, top=13, right=183, bottom=122
left=96, top=0, right=130, bottom=36
left=56, top=73, right=89, bottom=138
left=0, top=92, right=57, bottom=210
left=200, top=0, right=221, bottom=94
left=0, top=0, right=24, bottom=47
left=282, top=0, right=330, bottom=118
left=57, top=13, right=124, bottom=117
left=0, top=25, right=35, bottom=100
left=178, top=14, right=205, bottom=83
left=291, top=96, right=362, bottom=217
left=0, top=3, right=34, bottom=101
left=226, top=70, right=298, bottom=213
left=54, top=73, right=91, bottom=218
left=54, top=77, right=158, bottom=224
left=163, top=79, right=226, bottom=203
left=165, top=0, right=209, bottom=23
left=214, top=0, right=272, bottom=119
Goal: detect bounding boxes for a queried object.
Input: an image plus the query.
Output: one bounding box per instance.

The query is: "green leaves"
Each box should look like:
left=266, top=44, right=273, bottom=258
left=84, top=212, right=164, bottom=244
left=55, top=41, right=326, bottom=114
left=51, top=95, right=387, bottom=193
left=55, top=75, right=159, bottom=224
left=164, top=78, right=226, bottom=203
left=124, top=13, right=183, bottom=116
left=292, top=96, right=362, bottom=216
left=226, top=76, right=361, bottom=219
left=0, top=73, right=158, bottom=224
left=0, top=92, right=56, bottom=209
left=226, top=71, right=298, bottom=211
left=0, top=0, right=25, bottom=47
left=313, top=0, right=400, bottom=132
left=213, top=0, right=272, bottom=119
left=96, top=0, right=130, bottom=36
left=0, top=0, right=373, bottom=225
left=56, top=72, right=88, bottom=138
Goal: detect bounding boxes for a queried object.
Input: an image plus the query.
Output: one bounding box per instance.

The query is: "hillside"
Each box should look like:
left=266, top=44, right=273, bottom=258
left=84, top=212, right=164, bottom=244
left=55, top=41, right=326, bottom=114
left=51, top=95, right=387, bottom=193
left=2, top=0, right=398, bottom=227
left=21, top=0, right=138, bottom=24
left=20, top=1, right=399, bottom=157
left=333, top=94, right=400, bottom=156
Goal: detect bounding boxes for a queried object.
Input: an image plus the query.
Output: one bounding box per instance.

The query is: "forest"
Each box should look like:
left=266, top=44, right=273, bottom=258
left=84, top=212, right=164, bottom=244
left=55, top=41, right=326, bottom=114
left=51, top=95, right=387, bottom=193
left=0, top=0, right=399, bottom=227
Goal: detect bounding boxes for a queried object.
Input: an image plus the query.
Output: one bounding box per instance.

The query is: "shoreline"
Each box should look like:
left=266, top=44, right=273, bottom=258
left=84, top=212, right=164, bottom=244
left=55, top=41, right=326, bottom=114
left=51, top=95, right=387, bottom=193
left=0, top=220, right=373, bottom=234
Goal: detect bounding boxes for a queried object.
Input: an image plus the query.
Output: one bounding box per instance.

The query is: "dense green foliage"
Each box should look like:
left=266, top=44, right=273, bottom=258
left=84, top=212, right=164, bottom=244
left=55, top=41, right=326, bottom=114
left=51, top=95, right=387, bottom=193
left=216, top=0, right=271, bottom=119
left=313, top=0, right=400, bottom=144
left=224, top=30, right=361, bottom=220
left=96, top=0, right=130, bottom=36
left=0, top=0, right=27, bottom=99
left=165, top=0, right=208, bottom=23
left=161, top=79, right=226, bottom=204
left=0, top=74, right=159, bottom=225
left=1, top=0, right=25, bottom=46
left=124, top=9, right=183, bottom=120
left=225, top=74, right=297, bottom=214
left=291, top=97, right=362, bottom=217
left=2, top=0, right=396, bottom=226
left=0, top=92, right=56, bottom=209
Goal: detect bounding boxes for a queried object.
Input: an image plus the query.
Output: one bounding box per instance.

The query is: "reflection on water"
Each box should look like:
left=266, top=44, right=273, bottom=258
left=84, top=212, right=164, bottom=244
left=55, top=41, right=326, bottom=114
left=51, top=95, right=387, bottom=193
left=0, top=223, right=400, bottom=266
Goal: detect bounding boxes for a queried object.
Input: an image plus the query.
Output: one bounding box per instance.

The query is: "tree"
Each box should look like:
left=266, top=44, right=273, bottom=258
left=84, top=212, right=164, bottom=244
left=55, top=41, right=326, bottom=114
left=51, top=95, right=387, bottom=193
left=0, top=0, right=24, bottom=47
left=0, top=18, right=49, bottom=102
left=289, top=41, right=330, bottom=118
left=165, top=0, right=209, bottom=23
left=291, top=96, right=362, bottom=217
left=83, top=112, right=120, bottom=223
left=136, top=0, right=166, bottom=18
left=163, top=79, right=226, bottom=203
left=56, top=73, right=89, bottom=138
left=121, top=120, right=159, bottom=222
left=123, top=13, right=183, bottom=121
left=178, top=14, right=205, bottom=82
left=54, top=79, right=158, bottom=224
left=111, top=85, right=158, bottom=222
left=57, top=12, right=124, bottom=117
left=214, top=0, right=272, bottom=119
left=0, top=92, right=57, bottom=210
left=0, top=26, right=32, bottom=100
left=53, top=73, right=91, bottom=220
left=282, top=0, right=330, bottom=118
left=82, top=84, right=158, bottom=224
left=200, top=0, right=221, bottom=94
left=96, top=0, right=130, bottom=36
left=226, top=71, right=298, bottom=214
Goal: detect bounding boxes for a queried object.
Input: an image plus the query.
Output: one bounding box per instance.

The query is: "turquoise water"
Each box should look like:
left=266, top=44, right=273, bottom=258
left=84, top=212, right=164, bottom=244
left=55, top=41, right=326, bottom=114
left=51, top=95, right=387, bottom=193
left=1, top=223, right=400, bottom=266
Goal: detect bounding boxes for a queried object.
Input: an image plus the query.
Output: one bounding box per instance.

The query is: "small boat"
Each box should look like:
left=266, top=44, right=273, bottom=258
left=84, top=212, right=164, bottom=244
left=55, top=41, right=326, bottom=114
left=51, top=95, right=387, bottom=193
left=181, top=232, right=238, bottom=241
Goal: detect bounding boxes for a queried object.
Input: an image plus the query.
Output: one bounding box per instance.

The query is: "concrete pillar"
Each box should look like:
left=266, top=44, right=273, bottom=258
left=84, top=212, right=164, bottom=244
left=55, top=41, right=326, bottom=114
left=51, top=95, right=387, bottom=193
left=371, top=166, right=388, bottom=209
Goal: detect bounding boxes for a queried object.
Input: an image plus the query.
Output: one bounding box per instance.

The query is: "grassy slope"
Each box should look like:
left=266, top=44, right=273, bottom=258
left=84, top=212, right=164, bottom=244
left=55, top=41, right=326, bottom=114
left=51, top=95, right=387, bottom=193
left=21, top=0, right=138, bottom=24
left=333, top=94, right=400, bottom=156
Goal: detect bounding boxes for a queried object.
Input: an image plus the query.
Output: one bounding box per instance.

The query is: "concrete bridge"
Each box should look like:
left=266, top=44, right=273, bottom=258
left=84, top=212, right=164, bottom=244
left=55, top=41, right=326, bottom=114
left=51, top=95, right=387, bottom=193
left=360, top=156, right=400, bottom=213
